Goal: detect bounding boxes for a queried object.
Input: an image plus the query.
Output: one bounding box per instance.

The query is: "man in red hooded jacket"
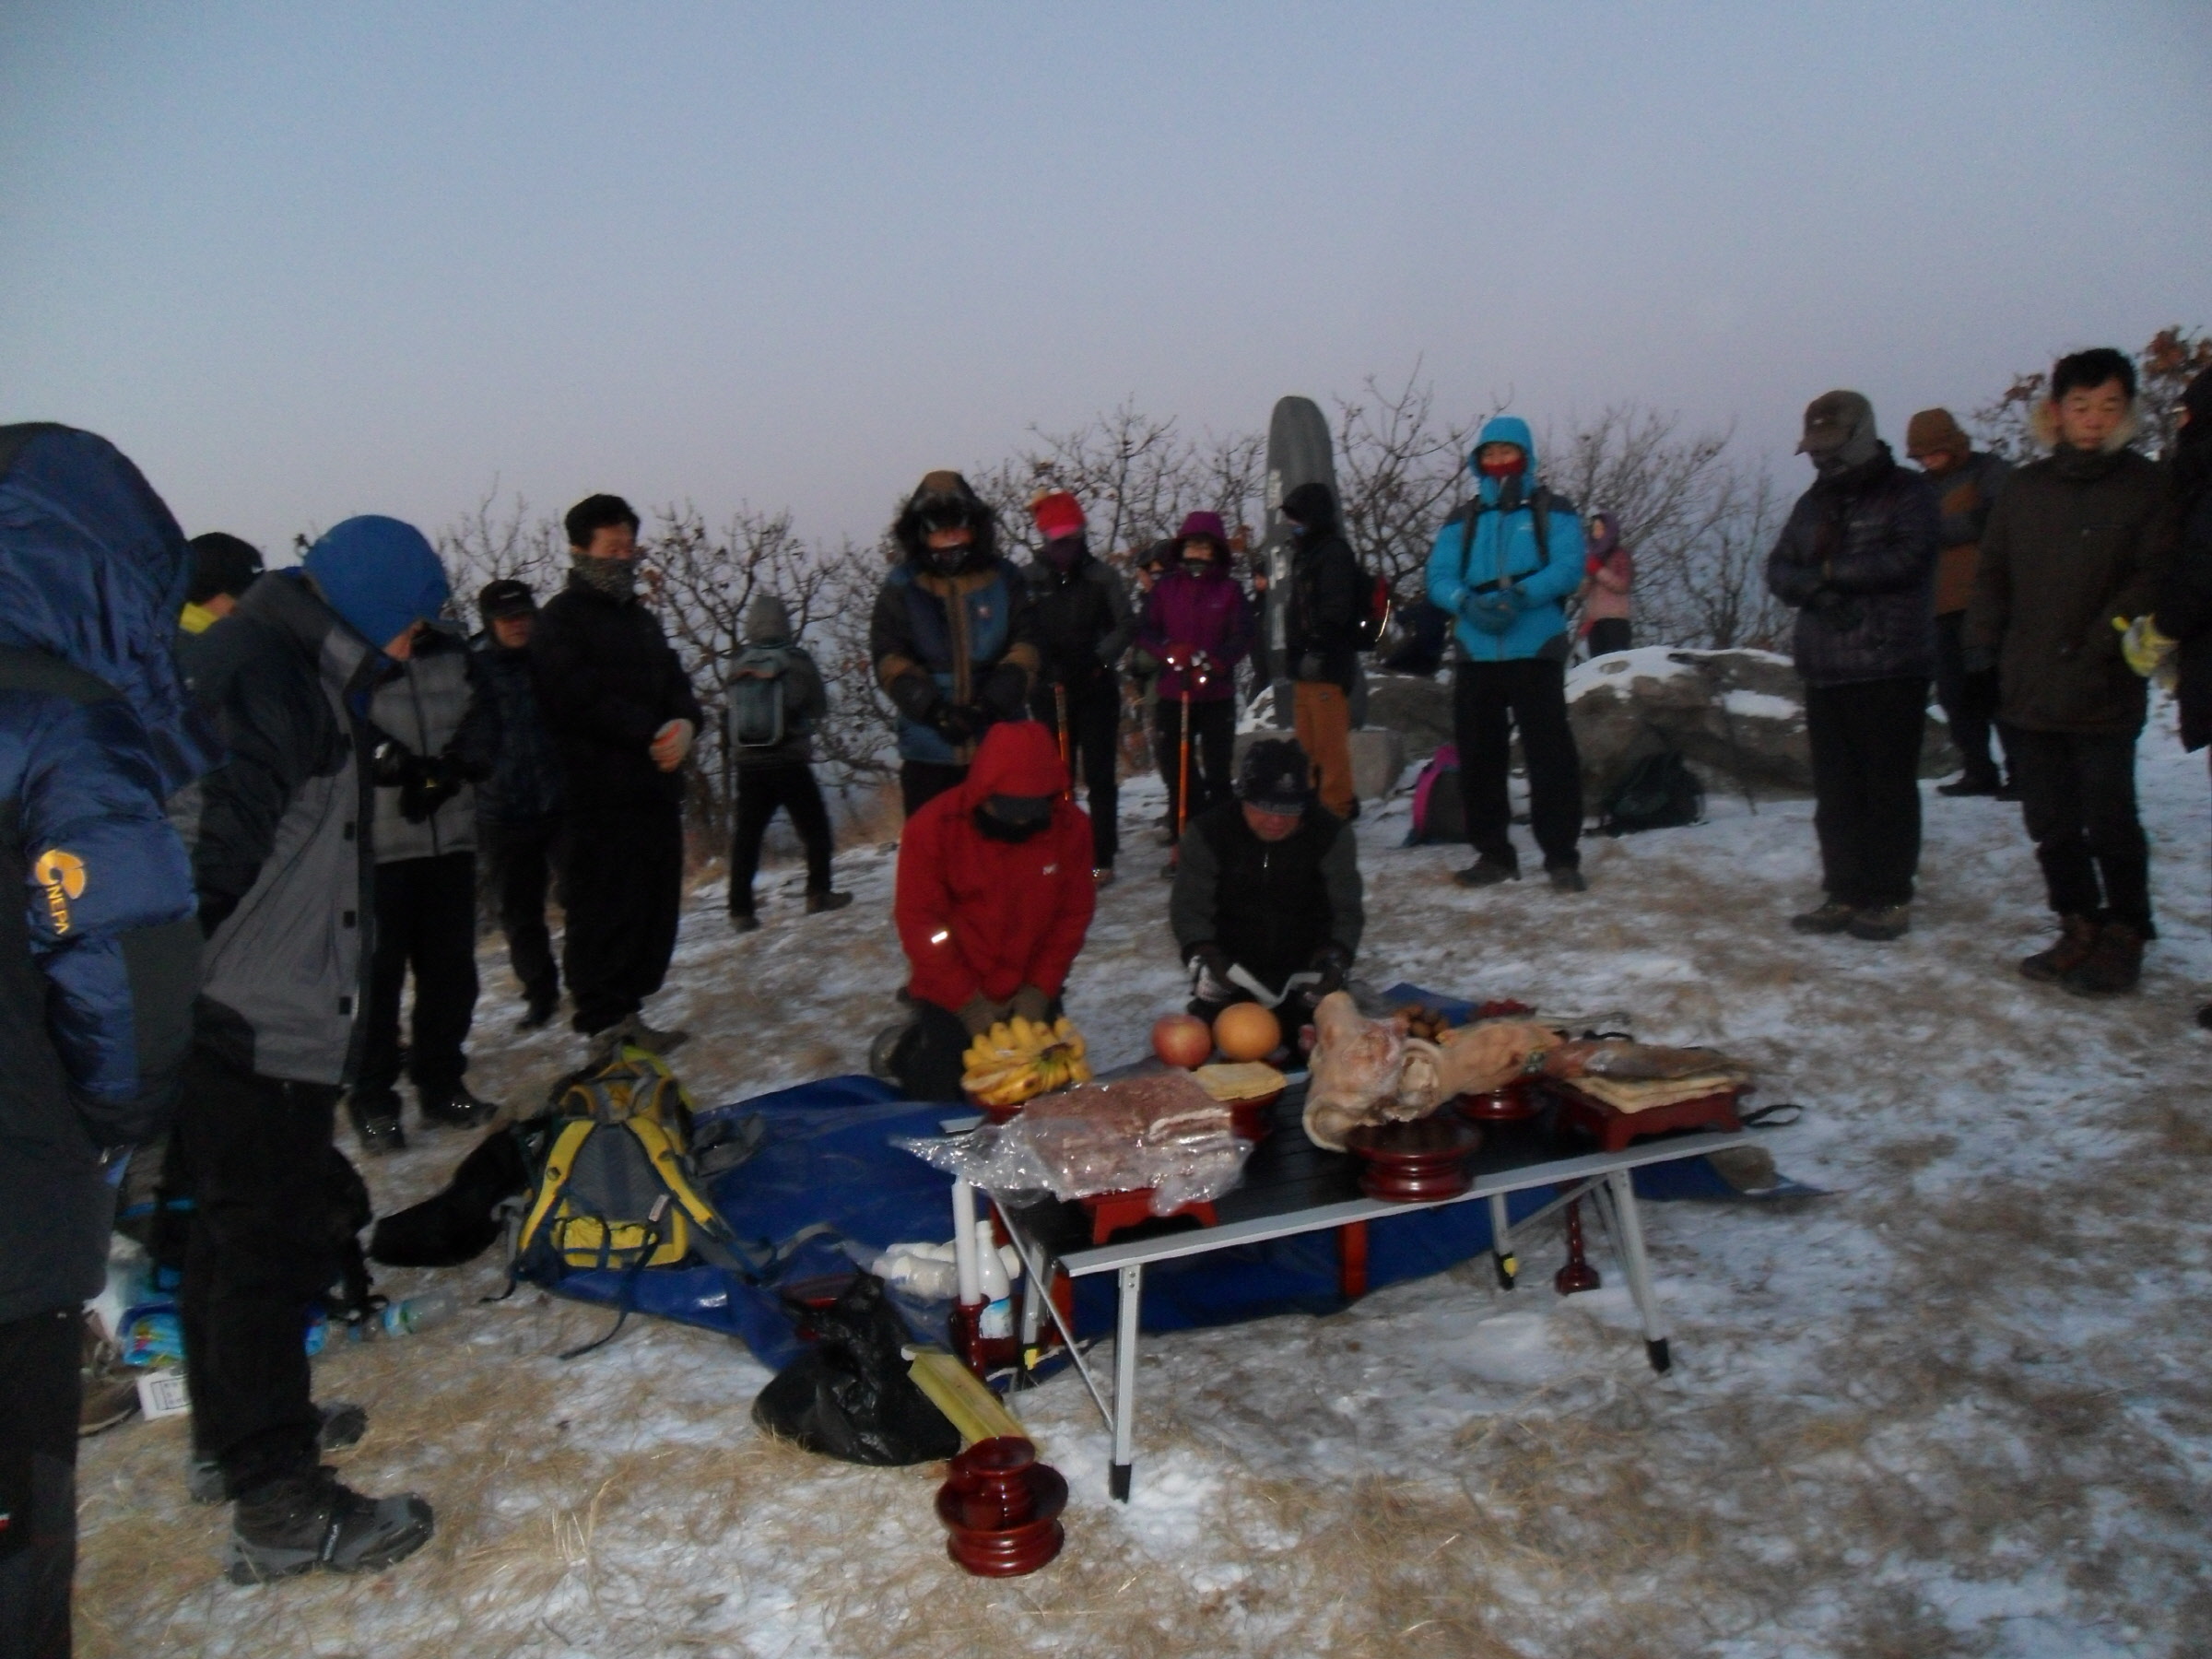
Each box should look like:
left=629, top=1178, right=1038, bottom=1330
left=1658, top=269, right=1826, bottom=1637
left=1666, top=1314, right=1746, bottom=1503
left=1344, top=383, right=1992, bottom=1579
left=888, top=720, right=1098, bottom=1100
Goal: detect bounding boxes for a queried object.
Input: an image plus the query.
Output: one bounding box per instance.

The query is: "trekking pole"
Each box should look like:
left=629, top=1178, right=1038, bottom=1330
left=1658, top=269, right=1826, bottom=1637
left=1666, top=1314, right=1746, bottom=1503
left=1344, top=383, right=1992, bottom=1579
left=1053, top=683, right=1072, bottom=800
left=1176, top=682, right=1194, bottom=847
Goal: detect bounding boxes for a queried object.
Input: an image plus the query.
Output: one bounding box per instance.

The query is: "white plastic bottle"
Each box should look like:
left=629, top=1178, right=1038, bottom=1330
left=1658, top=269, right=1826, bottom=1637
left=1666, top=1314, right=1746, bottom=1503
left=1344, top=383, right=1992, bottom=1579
left=975, top=1221, right=1014, bottom=1341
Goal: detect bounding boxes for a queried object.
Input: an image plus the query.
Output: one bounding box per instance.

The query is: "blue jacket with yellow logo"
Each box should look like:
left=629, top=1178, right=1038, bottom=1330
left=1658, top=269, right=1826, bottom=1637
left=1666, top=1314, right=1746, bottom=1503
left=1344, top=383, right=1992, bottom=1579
left=0, top=425, right=206, bottom=1323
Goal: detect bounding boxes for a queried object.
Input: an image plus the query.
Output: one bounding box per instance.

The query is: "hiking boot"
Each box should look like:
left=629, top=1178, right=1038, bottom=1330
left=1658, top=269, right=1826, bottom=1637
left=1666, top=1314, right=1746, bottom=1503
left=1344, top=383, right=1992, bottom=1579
left=1547, top=865, right=1588, bottom=894
left=1847, top=903, right=1912, bottom=941
left=1092, top=866, right=1117, bottom=889
left=805, top=889, right=853, bottom=915
left=191, top=1404, right=367, bottom=1505
left=729, top=910, right=761, bottom=933
left=1453, top=857, right=1520, bottom=889
left=225, top=1466, right=434, bottom=1584
left=2019, top=914, right=2098, bottom=983
left=346, top=1090, right=406, bottom=1156
left=79, top=1316, right=138, bottom=1438
left=594, top=1012, right=688, bottom=1057
left=518, top=992, right=559, bottom=1032
left=1936, top=772, right=2002, bottom=798
left=1789, top=900, right=1856, bottom=935
left=418, top=1083, right=500, bottom=1130
left=2061, top=921, right=2145, bottom=996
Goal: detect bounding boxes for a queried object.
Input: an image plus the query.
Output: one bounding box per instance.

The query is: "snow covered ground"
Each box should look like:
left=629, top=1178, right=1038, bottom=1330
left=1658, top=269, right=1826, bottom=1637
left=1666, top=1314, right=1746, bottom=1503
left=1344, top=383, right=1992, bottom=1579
left=75, top=707, right=2212, bottom=1658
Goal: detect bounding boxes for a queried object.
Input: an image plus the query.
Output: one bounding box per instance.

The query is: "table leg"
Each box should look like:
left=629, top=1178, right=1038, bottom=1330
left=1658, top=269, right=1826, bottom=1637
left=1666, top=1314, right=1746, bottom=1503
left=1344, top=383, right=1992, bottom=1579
left=1110, top=1262, right=1143, bottom=1501
left=1488, top=1193, right=1517, bottom=1289
left=1605, top=1170, right=1671, bottom=1373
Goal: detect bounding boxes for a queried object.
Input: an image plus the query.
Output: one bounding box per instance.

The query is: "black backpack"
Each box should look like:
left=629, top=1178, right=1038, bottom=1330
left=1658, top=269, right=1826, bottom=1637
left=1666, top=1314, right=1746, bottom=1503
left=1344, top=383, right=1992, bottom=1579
left=1597, top=748, right=1705, bottom=837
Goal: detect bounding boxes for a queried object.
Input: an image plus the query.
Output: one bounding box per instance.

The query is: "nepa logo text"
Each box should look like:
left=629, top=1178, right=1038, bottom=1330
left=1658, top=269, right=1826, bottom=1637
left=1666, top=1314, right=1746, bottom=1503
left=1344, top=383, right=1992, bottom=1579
left=34, top=849, right=86, bottom=935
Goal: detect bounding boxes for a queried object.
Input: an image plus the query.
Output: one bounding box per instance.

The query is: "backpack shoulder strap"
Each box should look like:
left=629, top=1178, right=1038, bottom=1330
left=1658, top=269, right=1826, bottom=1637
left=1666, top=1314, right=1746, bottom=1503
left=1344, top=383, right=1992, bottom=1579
left=1456, top=500, right=1485, bottom=586
left=0, top=645, right=120, bottom=705
left=515, top=1117, right=597, bottom=1255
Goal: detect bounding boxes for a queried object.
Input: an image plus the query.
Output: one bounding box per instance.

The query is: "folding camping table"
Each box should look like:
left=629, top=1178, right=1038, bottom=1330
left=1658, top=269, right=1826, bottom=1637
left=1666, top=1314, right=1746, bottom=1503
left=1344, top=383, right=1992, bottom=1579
left=964, top=1080, right=1756, bottom=1500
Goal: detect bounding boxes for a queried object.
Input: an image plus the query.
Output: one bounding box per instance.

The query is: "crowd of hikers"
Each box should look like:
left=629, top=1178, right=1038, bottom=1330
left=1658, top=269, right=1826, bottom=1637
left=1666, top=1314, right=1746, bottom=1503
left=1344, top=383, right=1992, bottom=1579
left=6, top=345, right=2212, bottom=1645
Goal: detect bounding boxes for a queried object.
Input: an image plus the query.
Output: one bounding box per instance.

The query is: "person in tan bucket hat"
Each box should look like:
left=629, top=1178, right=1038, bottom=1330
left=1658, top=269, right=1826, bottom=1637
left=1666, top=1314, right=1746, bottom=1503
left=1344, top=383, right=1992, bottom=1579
left=1905, top=407, right=2014, bottom=797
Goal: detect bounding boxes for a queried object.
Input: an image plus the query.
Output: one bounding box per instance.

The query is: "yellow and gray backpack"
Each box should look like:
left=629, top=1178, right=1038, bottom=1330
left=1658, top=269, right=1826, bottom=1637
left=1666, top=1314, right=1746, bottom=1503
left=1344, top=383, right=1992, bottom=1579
left=512, top=1046, right=762, bottom=1354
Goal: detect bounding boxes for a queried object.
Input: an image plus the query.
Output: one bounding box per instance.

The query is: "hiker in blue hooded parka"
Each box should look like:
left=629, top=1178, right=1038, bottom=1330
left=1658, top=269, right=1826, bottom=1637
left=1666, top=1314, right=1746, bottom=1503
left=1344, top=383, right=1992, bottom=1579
left=1425, top=415, right=1591, bottom=892
left=0, top=424, right=210, bottom=1656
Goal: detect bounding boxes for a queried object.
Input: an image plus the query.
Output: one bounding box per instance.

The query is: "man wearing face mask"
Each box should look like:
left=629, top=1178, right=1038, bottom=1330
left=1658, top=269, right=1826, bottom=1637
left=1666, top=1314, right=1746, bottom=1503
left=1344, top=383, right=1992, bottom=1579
left=1023, top=490, right=1133, bottom=884
left=886, top=720, right=1097, bottom=1102
left=1766, top=392, right=1940, bottom=944
left=871, top=471, right=1041, bottom=817
left=530, top=494, right=703, bottom=1052
left=1425, top=417, right=1590, bottom=891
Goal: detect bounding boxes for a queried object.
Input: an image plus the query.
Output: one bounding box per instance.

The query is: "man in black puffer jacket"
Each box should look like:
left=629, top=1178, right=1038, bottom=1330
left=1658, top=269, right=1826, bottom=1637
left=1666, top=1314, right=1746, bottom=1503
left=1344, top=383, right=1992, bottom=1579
left=1281, top=483, right=1366, bottom=820
left=1170, top=738, right=1363, bottom=1022
left=532, top=496, right=703, bottom=1050
left=1023, top=491, right=1132, bottom=881
left=1969, top=348, right=2171, bottom=995
left=2151, top=366, right=2212, bottom=1026
left=1767, top=392, right=1940, bottom=943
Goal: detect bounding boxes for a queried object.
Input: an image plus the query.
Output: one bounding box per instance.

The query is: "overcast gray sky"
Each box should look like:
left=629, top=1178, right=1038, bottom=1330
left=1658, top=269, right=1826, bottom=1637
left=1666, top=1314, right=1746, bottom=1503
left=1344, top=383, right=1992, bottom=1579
left=4, top=2, right=2207, bottom=558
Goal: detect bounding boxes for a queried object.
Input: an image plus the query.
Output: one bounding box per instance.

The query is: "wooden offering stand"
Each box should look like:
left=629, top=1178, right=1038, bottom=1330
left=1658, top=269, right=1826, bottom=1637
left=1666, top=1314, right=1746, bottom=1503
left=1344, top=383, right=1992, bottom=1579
left=1343, top=1117, right=1482, bottom=1202
left=1544, top=1079, right=1745, bottom=1154
left=935, top=1436, right=1067, bottom=1576
left=1554, top=1198, right=1602, bottom=1295
left=1078, top=1190, right=1218, bottom=1246
left=1457, top=1076, right=1541, bottom=1124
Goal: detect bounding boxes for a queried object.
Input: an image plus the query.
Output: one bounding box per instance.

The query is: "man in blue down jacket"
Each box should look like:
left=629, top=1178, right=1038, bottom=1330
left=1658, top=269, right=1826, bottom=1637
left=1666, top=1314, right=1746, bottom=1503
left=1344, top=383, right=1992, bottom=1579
left=1425, top=415, right=1591, bottom=891
left=175, top=515, right=447, bottom=1583
left=1766, top=392, right=1940, bottom=942
left=0, top=425, right=206, bottom=1658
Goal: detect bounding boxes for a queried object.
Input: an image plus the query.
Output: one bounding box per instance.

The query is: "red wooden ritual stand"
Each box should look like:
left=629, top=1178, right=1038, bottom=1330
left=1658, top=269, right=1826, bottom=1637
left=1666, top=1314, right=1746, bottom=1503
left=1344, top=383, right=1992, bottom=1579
left=935, top=1436, right=1067, bottom=1576
left=1544, top=1079, right=1746, bottom=1153
left=1077, top=1190, right=1218, bottom=1246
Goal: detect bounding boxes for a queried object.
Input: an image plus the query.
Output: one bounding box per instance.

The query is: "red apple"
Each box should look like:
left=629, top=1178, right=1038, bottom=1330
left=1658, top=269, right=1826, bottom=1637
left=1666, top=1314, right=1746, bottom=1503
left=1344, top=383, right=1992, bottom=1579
left=1151, top=1013, right=1213, bottom=1069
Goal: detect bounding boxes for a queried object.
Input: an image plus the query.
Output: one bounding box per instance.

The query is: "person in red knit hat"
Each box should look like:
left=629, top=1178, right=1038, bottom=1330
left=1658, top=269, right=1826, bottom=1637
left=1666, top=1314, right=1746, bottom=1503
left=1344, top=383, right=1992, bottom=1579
left=1021, top=489, right=1134, bottom=885
left=885, top=720, right=1098, bottom=1100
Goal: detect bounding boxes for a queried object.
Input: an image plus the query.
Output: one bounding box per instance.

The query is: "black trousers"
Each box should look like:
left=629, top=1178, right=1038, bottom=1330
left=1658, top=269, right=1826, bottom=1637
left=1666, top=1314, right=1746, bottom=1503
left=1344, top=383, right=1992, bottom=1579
left=1453, top=659, right=1583, bottom=870
left=900, top=761, right=968, bottom=819
left=1586, top=618, right=1631, bottom=657
left=1033, top=677, right=1121, bottom=869
left=1932, top=612, right=2006, bottom=785
left=730, top=761, right=835, bottom=911
left=562, top=801, right=684, bottom=1036
left=173, top=1043, right=342, bottom=1499
left=0, top=1308, right=77, bottom=1659
left=480, top=815, right=562, bottom=1007
left=1804, top=677, right=1928, bottom=908
left=359, top=852, right=478, bottom=1097
left=1152, top=697, right=1236, bottom=833
left=2008, top=728, right=2152, bottom=931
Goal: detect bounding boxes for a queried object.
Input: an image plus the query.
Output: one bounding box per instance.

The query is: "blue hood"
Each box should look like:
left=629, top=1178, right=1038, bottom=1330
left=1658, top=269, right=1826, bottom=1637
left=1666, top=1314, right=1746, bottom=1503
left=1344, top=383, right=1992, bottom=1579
left=0, top=423, right=218, bottom=794
left=302, top=515, right=451, bottom=655
left=1469, top=415, right=1538, bottom=506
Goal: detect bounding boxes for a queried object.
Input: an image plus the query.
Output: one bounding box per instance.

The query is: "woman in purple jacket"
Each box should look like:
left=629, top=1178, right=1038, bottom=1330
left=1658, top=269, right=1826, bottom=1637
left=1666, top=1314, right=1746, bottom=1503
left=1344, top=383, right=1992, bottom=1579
left=1137, top=512, right=1253, bottom=864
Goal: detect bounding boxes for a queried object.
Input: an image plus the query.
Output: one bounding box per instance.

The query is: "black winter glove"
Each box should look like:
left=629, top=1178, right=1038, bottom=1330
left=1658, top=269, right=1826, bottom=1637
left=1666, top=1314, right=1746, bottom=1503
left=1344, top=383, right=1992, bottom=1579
left=1307, top=944, right=1352, bottom=1000
left=1295, top=653, right=1325, bottom=682
left=928, top=702, right=986, bottom=745
left=398, top=753, right=465, bottom=824
left=979, top=661, right=1030, bottom=722
left=886, top=670, right=944, bottom=726
left=1186, top=944, right=1235, bottom=1006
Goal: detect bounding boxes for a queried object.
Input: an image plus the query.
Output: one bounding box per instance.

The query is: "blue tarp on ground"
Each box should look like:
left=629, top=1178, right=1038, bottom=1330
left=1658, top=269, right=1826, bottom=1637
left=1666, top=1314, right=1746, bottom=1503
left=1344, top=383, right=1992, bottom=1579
left=540, top=1065, right=1774, bottom=1371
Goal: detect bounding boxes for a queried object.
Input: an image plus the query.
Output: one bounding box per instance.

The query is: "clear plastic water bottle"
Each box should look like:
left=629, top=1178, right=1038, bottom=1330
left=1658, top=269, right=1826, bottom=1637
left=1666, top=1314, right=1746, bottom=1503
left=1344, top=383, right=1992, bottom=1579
left=348, top=1288, right=460, bottom=1341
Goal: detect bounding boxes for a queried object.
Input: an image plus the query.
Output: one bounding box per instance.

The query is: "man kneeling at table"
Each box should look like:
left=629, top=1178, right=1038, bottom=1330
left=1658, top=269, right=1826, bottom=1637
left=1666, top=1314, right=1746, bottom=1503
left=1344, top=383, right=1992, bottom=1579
left=888, top=720, right=1098, bottom=1100
left=1171, top=737, right=1364, bottom=1023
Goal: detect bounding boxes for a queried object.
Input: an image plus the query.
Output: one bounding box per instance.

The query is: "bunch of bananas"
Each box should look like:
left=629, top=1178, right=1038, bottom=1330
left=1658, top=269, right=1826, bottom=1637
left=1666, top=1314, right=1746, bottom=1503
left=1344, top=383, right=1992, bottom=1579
left=962, top=1015, right=1092, bottom=1109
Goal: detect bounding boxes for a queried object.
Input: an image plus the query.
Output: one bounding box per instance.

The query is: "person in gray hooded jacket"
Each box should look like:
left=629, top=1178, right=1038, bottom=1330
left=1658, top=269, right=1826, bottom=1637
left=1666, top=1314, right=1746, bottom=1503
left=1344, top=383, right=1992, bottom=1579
left=726, top=594, right=848, bottom=928
left=349, top=621, right=500, bottom=1150
left=172, top=515, right=447, bottom=1585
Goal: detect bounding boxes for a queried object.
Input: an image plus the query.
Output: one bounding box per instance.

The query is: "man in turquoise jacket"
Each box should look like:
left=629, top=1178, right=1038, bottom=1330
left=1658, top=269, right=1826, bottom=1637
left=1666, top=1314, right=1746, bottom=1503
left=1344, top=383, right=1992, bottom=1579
left=1424, top=415, right=1590, bottom=890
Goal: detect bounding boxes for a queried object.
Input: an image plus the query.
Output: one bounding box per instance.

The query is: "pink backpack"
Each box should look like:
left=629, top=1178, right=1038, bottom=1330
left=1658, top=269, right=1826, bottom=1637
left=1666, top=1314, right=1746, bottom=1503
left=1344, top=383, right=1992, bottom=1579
left=1405, top=744, right=1464, bottom=845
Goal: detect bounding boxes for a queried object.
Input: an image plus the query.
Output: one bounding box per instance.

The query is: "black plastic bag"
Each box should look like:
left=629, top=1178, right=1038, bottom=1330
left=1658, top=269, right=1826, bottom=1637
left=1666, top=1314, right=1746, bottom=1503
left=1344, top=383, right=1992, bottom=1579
left=751, top=1275, right=960, bottom=1465
left=1597, top=747, right=1705, bottom=836
left=369, top=1123, right=537, bottom=1267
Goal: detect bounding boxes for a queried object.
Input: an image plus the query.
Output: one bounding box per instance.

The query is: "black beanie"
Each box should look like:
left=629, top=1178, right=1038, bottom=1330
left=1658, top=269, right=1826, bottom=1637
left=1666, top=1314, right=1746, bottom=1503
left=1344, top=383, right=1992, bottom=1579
left=186, top=532, right=265, bottom=605
left=1238, top=737, right=1316, bottom=814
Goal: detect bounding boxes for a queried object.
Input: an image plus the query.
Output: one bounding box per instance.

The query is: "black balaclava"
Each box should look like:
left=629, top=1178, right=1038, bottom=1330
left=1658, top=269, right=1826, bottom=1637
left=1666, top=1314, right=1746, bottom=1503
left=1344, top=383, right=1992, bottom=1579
left=976, top=794, right=1053, bottom=842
